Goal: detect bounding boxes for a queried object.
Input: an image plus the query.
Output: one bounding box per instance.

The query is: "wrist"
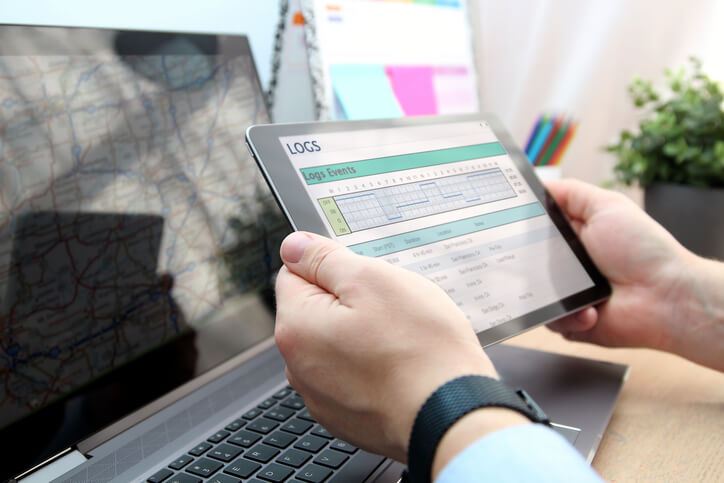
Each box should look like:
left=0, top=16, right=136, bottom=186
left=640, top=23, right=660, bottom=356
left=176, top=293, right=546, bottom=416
left=387, top=349, right=499, bottom=462
left=431, top=408, right=530, bottom=480
left=668, top=254, right=724, bottom=370
left=406, top=375, right=549, bottom=483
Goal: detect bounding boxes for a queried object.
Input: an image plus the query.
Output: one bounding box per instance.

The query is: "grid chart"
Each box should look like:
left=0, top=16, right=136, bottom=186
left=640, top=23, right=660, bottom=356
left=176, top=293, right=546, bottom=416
left=325, top=168, right=516, bottom=234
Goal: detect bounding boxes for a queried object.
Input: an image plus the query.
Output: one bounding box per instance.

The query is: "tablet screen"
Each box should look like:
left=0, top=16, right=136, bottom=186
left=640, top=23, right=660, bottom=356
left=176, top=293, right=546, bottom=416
left=248, top=117, right=609, bottom=344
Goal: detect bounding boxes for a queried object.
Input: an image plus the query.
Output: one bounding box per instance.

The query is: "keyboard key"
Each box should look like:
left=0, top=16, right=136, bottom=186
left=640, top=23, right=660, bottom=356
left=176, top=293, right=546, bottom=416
left=265, top=407, right=294, bottom=422
left=313, top=449, right=348, bottom=469
left=166, top=473, right=201, bottom=483
left=247, top=418, right=279, bottom=435
left=243, top=408, right=264, bottom=420
left=245, top=443, right=281, bottom=463
left=147, top=467, right=173, bottom=482
left=188, top=442, right=213, bottom=457
left=281, top=396, right=305, bottom=411
left=310, top=426, right=333, bottom=440
left=263, top=431, right=296, bottom=449
left=297, top=409, right=315, bottom=422
left=168, top=454, right=194, bottom=470
left=276, top=448, right=311, bottom=468
left=207, top=443, right=244, bottom=462
left=281, top=418, right=313, bottom=435
left=294, top=435, right=327, bottom=453
left=273, top=388, right=292, bottom=399
left=224, top=458, right=261, bottom=479
left=258, top=398, right=277, bottom=409
left=228, top=429, right=262, bottom=448
left=296, top=463, right=333, bottom=483
left=208, top=474, right=240, bottom=483
left=257, top=462, right=294, bottom=482
left=224, top=419, right=245, bottom=432
left=207, top=430, right=230, bottom=444
left=186, top=457, right=223, bottom=478
left=329, top=440, right=357, bottom=454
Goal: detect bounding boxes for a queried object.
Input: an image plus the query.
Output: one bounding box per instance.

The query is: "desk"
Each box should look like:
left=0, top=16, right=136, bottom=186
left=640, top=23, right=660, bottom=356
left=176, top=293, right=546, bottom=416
left=507, top=326, right=724, bottom=482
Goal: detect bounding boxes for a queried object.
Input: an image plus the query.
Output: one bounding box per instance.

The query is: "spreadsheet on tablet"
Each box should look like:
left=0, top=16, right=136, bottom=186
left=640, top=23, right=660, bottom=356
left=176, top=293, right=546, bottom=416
left=276, top=120, right=594, bottom=332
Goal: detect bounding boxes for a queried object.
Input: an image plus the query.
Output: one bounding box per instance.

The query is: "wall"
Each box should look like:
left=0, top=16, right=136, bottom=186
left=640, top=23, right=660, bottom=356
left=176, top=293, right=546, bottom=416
left=6, top=0, right=722, bottom=197
left=0, top=0, right=280, bottom=88
left=471, top=0, right=724, bottom=198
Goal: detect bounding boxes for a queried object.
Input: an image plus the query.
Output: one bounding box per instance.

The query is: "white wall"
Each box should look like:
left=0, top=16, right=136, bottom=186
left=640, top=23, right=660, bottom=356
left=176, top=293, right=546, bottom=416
left=0, top=0, right=280, bottom=87
left=471, top=0, right=724, bottom=195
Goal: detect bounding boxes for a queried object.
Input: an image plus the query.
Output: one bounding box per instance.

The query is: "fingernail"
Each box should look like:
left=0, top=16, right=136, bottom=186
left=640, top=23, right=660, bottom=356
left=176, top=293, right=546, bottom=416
left=281, top=232, right=313, bottom=264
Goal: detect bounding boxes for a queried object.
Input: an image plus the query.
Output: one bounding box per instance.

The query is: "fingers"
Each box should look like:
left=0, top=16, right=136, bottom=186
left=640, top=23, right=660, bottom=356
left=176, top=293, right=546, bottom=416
left=544, top=179, right=605, bottom=224
left=274, top=265, right=336, bottom=359
left=280, top=231, right=374, bottom=297
left=547, top=306, right=598, bottom=337
left=274, top=264, right=329, bottom=306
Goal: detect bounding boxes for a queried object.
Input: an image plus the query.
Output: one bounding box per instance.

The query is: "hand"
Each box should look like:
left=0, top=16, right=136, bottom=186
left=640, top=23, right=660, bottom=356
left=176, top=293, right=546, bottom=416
left=274, top=232, right=527, bottom=465
left=545, top=179, right=724, bottom=371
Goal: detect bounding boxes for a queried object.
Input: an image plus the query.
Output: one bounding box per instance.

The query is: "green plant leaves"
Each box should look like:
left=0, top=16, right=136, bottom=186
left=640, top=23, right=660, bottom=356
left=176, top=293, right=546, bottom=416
left=607, top=57, right=724, bottom=188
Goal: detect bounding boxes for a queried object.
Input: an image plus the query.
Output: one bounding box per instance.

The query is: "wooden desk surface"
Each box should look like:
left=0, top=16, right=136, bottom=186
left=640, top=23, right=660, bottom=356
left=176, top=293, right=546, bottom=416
left=507, top=326, right=724, bottom=482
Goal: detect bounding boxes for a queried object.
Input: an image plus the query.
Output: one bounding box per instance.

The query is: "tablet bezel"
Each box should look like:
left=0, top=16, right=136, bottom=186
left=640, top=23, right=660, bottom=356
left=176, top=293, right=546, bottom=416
left=246, top=114, right=611, bottom=347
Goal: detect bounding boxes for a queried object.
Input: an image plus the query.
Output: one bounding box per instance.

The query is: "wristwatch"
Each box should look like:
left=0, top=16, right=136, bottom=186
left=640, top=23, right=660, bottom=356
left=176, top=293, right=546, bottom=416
left=406, top=375, right=550, bottom=483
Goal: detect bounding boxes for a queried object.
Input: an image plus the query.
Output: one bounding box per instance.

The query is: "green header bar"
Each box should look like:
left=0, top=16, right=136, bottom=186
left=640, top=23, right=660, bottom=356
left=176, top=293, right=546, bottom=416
left=300, top=142, right=506, bottom=185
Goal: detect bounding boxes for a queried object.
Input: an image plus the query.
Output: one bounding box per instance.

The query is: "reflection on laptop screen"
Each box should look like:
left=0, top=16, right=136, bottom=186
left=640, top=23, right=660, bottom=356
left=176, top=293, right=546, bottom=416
left=0, top=25, right=289, bottom=476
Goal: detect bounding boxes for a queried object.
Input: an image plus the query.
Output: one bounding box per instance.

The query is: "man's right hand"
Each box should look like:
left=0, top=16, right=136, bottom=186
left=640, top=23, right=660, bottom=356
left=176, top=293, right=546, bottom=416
left=545, top=179, right=724, bottom=371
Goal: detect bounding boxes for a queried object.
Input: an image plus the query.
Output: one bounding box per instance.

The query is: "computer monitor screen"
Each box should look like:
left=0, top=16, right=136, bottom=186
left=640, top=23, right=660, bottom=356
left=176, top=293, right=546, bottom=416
left=307, top=0, right=480, bottom=120
left=0, top=25, right=289, bottom=476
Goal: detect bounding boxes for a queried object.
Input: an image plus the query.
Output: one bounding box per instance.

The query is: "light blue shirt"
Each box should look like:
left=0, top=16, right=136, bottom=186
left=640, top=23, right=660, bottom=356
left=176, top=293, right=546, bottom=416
left=436, top=424, right=603, bottom=482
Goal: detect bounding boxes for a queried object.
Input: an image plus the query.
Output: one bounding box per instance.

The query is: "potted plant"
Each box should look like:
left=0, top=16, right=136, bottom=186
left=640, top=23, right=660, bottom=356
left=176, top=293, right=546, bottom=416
left=606, top=57, right=724, bottom=259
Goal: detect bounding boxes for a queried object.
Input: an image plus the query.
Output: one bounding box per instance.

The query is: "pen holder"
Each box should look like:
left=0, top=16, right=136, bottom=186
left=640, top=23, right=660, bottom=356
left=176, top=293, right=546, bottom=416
left=534, top=165, right=563, bottom=182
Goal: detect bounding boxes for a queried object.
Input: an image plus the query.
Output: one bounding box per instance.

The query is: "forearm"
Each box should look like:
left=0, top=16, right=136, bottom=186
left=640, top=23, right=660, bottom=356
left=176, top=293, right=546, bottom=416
left=668, top=254, right=724, bottom=371
left=434, top=423, right=602, bottom=483
left=431, top=408, right=530, bottom=480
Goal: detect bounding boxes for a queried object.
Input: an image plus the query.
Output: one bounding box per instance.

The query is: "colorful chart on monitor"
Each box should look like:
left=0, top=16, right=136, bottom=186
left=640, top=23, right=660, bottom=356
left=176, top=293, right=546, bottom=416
left=309, top=0, right=479, bottom=119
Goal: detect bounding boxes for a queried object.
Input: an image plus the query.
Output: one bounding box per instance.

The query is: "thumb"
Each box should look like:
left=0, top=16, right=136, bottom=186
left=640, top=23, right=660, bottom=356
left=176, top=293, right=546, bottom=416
left=280, top=231, right=362, bottom=294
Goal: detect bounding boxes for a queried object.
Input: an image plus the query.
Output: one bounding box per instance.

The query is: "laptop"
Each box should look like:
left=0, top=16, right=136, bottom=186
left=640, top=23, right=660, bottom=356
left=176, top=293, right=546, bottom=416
left=0, top=24, right=627, bottom=483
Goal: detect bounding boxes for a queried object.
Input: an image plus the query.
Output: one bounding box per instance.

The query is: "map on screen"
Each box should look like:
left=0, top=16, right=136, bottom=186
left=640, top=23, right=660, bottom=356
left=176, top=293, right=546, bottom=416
left=0, top=50, right=288, bottom=427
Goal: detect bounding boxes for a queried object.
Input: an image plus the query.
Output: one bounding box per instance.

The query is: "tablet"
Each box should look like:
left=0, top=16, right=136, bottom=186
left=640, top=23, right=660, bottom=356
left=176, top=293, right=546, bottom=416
left=246, top=115, right=610, bottom=346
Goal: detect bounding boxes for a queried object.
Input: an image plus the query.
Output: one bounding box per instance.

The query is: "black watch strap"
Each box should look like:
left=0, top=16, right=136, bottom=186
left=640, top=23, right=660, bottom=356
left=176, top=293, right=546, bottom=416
left=406, top=375, right=550, bottom=483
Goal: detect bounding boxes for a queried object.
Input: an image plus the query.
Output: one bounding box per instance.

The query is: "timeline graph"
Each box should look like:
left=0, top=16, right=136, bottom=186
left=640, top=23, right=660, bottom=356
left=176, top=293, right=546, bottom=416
left=318, top=168, right=516, bottom=235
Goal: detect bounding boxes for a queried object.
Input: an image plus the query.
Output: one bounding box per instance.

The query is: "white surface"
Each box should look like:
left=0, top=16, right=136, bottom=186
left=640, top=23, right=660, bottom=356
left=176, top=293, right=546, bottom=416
left=534, top=166, right=563, bottom=182
left=0, top=0, right=278, bottom=88
left=19, top=450, right=86, bottom=482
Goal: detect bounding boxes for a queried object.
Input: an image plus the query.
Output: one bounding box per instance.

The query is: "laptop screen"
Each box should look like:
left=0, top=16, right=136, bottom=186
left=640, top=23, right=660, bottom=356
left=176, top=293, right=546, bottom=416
left=0, top=25, right=289, bottom=477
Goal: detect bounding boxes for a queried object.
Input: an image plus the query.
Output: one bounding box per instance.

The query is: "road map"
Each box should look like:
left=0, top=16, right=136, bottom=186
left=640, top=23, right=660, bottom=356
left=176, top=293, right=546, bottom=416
left=0, top=52, right=288, bottom=427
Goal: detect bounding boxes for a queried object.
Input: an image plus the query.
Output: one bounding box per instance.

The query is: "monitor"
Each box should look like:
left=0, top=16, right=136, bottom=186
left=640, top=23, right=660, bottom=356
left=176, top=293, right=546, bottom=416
left=303, top=0, right=480, bottom=120
left=0, top=24, right=290, bottom=477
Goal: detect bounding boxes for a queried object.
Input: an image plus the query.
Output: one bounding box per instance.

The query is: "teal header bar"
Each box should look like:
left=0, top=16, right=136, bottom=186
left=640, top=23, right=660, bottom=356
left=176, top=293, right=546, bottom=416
left=300, top=142, right=506, bottom=185
left=349, top=202, right=545, bottom=257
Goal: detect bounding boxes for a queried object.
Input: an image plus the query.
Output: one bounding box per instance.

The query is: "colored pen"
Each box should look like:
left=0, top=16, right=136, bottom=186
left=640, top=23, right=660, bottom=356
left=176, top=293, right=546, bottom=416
left=535, top=116, right=563, bottom=165
left=538, top=118, right=569, bottom=166
left=526, top=116, right=553, bottom=164
left=524, top=114, right=543, bottom=155
left=549, top=122, right=578, bottom=166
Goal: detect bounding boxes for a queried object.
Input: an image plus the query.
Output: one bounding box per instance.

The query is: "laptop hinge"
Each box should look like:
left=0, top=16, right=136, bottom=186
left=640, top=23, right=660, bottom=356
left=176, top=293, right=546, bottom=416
left=13, top=447, right=88, bottom=483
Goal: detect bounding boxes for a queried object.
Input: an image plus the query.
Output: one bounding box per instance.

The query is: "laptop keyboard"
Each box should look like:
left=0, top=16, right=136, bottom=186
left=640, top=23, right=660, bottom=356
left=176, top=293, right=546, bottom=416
left=145, top=385, right=385, bottom=483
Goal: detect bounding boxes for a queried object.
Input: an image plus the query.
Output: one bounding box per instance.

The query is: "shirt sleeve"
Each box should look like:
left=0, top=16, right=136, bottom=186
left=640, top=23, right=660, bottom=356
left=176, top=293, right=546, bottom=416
left=435, top=424, right=603, bottom=483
